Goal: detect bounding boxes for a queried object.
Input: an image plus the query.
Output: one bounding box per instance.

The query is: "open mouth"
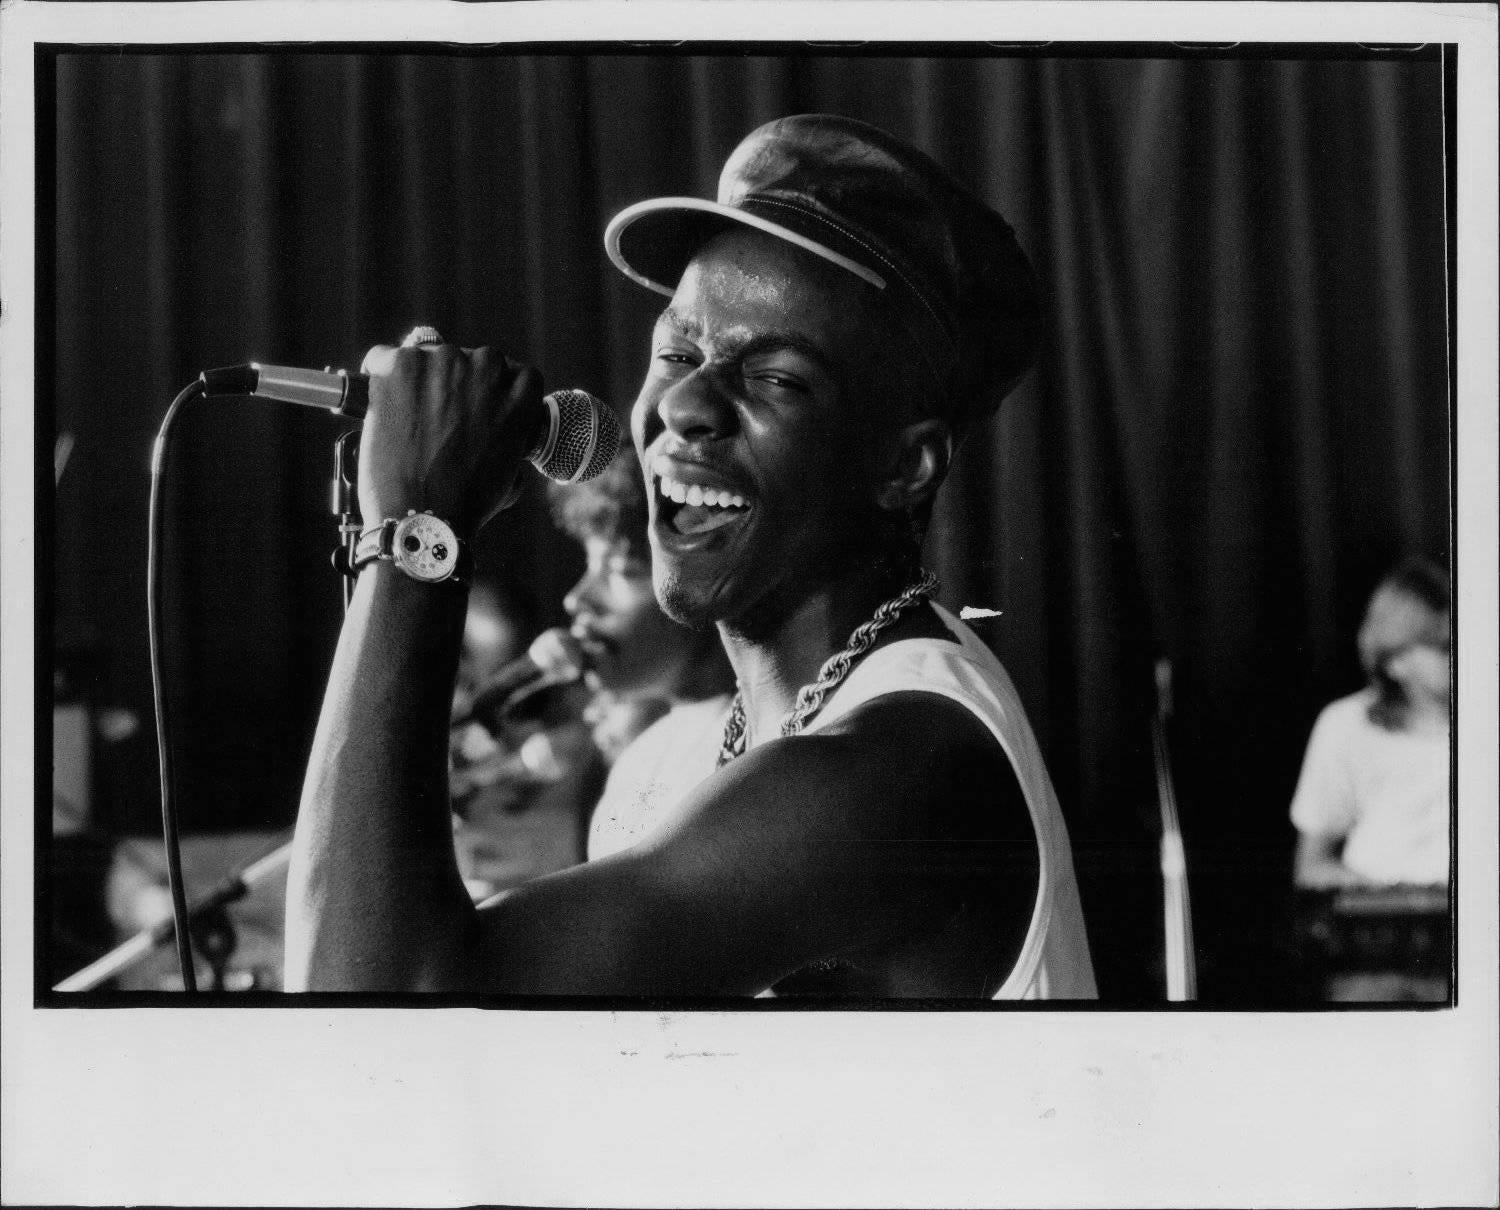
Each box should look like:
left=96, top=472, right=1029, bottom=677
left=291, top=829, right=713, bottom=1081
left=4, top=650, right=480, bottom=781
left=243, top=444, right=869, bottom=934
left=570, top=628, right=614, bottom=663
left=655, top=471, right=752, bottom=537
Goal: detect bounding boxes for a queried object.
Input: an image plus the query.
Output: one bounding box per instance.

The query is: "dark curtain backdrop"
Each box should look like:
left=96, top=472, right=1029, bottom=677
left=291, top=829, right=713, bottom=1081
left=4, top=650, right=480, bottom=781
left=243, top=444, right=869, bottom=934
left=48, top=49, right=1450, bottom=1002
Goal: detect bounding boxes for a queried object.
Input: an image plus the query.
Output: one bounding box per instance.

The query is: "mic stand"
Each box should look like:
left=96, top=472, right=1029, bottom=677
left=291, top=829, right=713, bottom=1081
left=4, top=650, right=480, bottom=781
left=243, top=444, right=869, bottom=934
left=52, top=841, right=292, bottom=993
left=331, top=431, right=361, bottom=612
left=191, top=905, right=238, bottom=992
left=1152, top=658, right=1197, bottom=1001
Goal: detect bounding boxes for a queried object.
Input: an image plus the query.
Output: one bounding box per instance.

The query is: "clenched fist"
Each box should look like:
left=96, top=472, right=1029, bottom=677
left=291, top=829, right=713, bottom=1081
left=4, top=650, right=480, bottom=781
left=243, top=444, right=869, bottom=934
left=357, top=341, right=545, bottom=539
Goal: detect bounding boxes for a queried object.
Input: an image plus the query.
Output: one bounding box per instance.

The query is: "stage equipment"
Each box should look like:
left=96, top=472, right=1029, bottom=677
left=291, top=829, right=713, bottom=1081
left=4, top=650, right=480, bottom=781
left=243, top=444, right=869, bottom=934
left=53, top=840, right=291, bottom=993
left=1292, top=883, right=1450, bottom=1001
left=1152, top=659, right=1198, bottom=1001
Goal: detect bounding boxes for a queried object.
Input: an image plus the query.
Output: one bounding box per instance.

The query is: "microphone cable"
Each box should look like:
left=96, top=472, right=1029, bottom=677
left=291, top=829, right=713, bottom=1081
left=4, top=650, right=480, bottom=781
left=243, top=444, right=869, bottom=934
left=147, top=379, right=208, bottom=993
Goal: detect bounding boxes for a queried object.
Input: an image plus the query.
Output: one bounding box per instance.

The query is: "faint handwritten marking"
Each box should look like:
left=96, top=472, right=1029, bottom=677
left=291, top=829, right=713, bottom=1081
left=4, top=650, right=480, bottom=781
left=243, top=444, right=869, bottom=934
left=664, top=1051, right=739, bottom=1061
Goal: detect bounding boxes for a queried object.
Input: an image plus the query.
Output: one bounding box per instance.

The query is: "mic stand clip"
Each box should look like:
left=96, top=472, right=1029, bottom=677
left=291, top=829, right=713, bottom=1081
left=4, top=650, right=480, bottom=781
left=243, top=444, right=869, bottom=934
left=330, top=431, right=362, bottom=611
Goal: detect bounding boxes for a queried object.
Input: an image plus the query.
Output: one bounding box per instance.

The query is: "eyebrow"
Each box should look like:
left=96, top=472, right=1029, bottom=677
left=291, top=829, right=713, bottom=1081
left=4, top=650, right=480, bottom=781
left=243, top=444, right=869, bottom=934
left=656, top=307, right=838, bottom=373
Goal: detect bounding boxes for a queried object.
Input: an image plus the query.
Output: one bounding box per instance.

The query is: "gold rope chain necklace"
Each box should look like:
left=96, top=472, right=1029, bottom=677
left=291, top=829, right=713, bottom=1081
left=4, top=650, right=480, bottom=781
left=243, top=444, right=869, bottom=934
left=716, top=568, right=940, bottom=767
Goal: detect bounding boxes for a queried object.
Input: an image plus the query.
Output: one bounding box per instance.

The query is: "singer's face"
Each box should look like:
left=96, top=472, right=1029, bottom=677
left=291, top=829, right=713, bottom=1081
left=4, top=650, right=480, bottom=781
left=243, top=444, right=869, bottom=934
left=564, top=536, right=698, bottom=698
left=633, top=228, right=889, bottom=629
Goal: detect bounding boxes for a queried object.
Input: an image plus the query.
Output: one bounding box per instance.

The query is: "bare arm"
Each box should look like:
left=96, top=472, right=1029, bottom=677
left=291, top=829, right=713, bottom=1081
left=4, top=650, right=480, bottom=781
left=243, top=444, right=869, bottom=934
left=1293, top=830, right=1361, bottom=889
left=292, top=658, right=1011, bottom=994
left=284, top=564, right=474, bottom=990
left=1288, top=704, right=1361, bottom=891
left=284, top=341, right=541, bottom=991
left=457, top=699, right=1018, bottom=995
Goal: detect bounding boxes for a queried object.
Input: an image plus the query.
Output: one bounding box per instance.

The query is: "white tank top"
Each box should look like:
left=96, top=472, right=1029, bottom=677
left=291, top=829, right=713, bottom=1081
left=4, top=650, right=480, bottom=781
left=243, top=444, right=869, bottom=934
left=801, top=605, right=1098, bottom=1000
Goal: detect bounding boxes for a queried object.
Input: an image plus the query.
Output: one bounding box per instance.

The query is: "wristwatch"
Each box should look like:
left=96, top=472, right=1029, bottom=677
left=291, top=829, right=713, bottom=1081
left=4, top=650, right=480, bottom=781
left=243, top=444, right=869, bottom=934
left=352, top=510, right=471, bottom=586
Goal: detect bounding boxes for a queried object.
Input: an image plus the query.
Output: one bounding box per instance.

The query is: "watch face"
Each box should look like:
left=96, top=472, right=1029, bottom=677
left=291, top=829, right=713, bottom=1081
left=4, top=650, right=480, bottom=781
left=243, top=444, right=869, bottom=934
left=392, top=512, right=460, bottom=582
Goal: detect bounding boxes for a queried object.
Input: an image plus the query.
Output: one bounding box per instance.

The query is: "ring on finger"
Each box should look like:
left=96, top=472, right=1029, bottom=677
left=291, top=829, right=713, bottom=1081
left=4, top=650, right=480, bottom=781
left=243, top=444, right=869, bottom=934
left=401, top=325, right=446, bottom=348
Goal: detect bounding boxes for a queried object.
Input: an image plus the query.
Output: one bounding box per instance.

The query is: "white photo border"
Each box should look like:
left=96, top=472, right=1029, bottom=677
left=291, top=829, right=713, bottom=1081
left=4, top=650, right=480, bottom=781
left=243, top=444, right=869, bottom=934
left=3, top=3, right=1496, bottom=1206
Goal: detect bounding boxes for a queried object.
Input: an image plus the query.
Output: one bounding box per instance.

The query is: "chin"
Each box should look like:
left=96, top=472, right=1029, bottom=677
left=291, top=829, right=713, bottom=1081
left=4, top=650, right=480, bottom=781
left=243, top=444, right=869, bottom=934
left=651, top=562, right=738, bottom=633
left=653, top=571, right=711, bottom=629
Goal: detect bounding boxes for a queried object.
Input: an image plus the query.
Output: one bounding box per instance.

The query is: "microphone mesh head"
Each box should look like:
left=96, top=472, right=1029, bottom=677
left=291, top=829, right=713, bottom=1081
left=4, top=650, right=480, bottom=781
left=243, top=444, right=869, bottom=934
left=537, top=389, right=622, bottom=484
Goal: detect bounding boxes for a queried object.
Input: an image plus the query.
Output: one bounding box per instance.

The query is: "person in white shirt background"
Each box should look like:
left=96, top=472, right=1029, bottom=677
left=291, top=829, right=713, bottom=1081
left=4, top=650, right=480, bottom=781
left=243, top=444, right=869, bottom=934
left=545, top=450, right=736, bottom=859
left=1290, top=557, right=1452, bottom=889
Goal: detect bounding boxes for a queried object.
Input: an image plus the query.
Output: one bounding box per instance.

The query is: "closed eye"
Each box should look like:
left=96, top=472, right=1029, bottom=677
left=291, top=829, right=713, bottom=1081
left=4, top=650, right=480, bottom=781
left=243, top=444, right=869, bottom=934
left=753, top=371, right=809, bottom=393
left=650, top=351, right=700, bottom=383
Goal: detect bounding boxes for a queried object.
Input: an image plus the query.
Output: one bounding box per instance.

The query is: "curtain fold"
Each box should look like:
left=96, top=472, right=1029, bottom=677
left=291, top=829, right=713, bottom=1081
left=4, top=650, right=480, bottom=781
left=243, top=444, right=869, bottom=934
left=50, top=49, right=1450, bottom=999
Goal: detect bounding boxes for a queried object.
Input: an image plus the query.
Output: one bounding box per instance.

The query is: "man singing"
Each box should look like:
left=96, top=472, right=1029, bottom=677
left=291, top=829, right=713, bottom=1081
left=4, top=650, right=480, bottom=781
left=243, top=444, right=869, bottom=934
left=285, top=114, right=1096, bottom=998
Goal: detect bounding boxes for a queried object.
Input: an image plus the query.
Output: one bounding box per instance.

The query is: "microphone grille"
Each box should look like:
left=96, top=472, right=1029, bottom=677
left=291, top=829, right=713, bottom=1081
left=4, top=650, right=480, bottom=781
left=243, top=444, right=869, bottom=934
left=537, top=389, right=622, bottom=484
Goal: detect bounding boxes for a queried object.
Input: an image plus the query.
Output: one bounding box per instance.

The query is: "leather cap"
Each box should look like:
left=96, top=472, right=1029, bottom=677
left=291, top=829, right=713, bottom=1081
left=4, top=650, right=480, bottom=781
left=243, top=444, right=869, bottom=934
left=605, top=113, right=1040, bottom=430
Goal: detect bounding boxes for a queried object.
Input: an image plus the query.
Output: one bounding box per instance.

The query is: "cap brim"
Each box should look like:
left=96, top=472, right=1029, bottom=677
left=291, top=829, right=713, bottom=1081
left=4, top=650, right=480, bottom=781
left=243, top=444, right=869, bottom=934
left=604, top=197, right=886, bottom=297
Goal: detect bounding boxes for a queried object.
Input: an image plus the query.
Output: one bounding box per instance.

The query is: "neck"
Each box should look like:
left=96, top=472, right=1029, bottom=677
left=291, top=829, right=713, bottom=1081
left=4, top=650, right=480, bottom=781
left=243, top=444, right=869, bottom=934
left=1404, top=694, right=1450, bottom=733
left=718, top=554, right=915, bottom=741
left=662, top=637, right=736, bottom=707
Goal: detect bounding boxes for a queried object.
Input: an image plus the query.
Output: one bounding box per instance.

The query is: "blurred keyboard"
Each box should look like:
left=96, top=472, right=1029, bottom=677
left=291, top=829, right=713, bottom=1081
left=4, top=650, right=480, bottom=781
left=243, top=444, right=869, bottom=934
left=1293, top=882, right=1450, bottom=1002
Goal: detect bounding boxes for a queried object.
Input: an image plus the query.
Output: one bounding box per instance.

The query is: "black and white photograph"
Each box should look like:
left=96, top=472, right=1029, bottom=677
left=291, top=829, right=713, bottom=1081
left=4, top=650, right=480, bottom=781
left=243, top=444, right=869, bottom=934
left=2, top=2, right=1496, bottom=1206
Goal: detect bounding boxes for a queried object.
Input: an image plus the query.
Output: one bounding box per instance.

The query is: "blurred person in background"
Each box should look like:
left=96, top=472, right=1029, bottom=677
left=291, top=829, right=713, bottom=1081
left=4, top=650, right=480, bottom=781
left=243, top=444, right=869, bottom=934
left=546, top=449, right=736, bottom=859
left=449, top=580, right=607, bottom=899
left=452, top=579, right=534, bottom=721
left=1290, top=557, right=1452, bottom=889
left=450, top=451, right=735, bottom=895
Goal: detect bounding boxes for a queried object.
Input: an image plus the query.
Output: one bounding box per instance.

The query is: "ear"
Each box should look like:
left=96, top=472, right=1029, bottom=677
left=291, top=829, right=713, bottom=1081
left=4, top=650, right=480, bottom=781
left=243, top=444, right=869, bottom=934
left=875, top=418, right=952, bottom=514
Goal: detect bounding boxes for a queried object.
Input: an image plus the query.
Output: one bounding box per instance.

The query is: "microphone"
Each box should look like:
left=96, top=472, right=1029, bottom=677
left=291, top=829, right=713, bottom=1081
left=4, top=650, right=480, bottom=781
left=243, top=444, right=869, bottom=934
left=199, top=363, right=620, bottom=484
left=451, top=628, right=590, bottom=730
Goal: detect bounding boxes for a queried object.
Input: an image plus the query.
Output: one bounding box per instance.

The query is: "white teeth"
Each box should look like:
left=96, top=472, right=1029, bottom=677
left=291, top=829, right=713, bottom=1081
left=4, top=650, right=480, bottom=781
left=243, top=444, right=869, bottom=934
left=656, top=474, right=749, bottom=510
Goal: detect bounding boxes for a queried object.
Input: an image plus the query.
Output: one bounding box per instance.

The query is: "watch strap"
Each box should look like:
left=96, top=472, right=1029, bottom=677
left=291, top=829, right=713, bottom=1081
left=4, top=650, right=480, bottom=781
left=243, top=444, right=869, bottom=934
left=351, top=521, right=394, bottom=572
left=348, top=513, right=471, bottom=586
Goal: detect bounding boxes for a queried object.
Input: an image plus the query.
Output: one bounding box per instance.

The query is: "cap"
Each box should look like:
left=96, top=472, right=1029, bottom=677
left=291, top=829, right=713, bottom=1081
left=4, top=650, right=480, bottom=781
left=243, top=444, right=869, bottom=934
left=604, top=113, right=1040, bottom=428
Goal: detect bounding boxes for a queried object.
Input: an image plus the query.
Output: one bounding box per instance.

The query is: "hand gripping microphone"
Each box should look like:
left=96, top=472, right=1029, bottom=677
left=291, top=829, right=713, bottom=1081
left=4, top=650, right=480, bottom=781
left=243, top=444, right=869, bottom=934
left=451, top=628, right=591, bottom=730
left=199, top=362, right=620, bottom=484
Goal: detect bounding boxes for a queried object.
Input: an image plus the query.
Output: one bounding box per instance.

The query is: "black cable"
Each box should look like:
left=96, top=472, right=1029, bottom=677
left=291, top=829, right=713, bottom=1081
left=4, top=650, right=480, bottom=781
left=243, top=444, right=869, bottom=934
left=148, top=379, right=207, bottom=993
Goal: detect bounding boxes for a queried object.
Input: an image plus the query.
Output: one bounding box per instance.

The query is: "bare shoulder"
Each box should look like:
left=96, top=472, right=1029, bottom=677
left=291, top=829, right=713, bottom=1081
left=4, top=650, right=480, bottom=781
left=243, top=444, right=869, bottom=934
left=731, top=689, right=1020, bottom=840
left=644, top=688, right=1028, bottom=906
left=654, top=689, right=1034, bottom=992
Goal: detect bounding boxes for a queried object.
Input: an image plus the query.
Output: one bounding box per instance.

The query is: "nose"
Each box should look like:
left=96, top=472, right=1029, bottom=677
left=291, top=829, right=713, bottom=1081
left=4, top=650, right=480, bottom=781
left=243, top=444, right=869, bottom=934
left=654, top=368, right=736, bottom=444
left=563, top=569, right=603, bottom=621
